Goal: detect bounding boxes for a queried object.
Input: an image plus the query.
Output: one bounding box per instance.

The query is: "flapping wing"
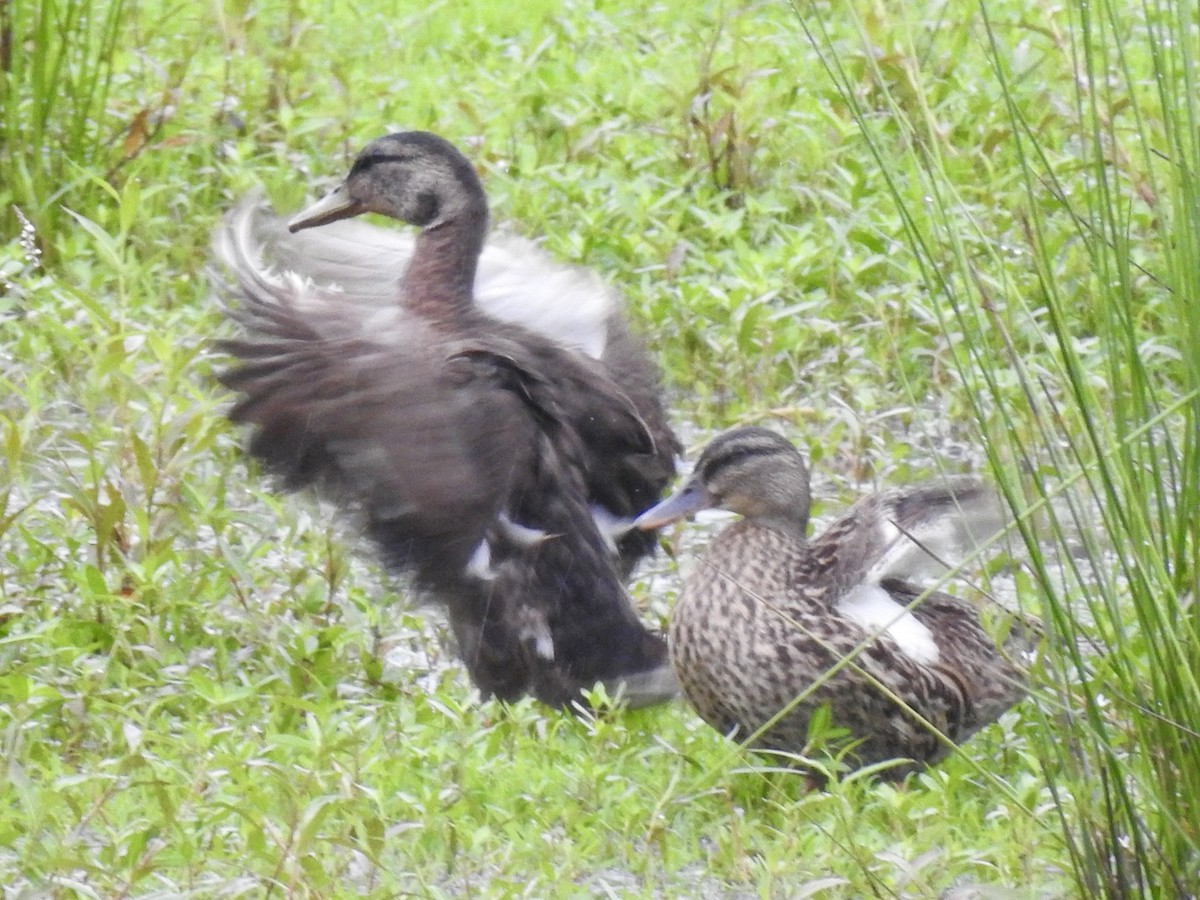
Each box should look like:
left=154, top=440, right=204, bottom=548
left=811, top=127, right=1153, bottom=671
left=808, top=477, right=1008, bottom=593
left=214, top=201, right=544, bottom=582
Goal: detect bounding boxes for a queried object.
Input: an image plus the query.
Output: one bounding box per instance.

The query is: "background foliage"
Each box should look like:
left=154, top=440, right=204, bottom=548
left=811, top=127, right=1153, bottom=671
left=1, top=0, right=1195, bottom=895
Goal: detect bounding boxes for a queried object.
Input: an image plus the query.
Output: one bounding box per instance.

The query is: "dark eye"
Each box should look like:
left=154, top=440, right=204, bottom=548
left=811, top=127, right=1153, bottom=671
left=409, top=191, right=440, bottom=225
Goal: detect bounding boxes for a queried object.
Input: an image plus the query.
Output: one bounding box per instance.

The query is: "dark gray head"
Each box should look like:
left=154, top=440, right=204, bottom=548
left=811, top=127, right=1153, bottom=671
left=635, top=426, right=811, bottom=538
left=289, top=131, right=488, bottom=233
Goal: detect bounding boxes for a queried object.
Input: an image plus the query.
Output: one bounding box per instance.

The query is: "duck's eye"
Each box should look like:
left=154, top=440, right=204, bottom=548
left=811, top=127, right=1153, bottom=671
left=409, top=191, right=440, bottom=225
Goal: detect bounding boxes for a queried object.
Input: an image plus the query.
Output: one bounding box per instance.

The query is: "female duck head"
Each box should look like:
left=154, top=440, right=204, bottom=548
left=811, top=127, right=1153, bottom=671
left=636, top=426, right=811, bottom=539
left=289, top=131, right=489, bottom=234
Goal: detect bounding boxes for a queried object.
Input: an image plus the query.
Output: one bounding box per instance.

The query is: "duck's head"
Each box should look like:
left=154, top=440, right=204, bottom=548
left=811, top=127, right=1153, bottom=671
left=635, top=426, right=811, bottom=538
left=289, top=131, right=487, bottom=234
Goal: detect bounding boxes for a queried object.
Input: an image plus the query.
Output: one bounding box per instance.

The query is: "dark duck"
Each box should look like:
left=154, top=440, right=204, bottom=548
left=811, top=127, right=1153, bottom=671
left=214, top=131, right=680, bottom=707
left=636, top=427, right=1029, bottom=778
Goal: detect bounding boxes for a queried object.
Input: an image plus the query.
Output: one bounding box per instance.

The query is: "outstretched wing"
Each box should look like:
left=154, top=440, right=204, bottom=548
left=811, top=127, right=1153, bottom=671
left=228, top=196, right=680, bottom=562
left=232, top=196, right=616, bottom=357
left=212, top=199, right=674, bottom=705
left=808, top=477, right=1008, bottom=591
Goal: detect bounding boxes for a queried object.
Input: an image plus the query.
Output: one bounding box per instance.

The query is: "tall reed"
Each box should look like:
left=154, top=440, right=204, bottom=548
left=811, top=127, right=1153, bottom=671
left=0, top=0, right=126, bottom=240
left=797, top=0, right=1199, bottom=893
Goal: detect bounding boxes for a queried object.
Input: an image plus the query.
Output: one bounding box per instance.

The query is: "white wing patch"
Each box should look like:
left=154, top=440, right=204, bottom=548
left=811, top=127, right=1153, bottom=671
left=867, top=491, right=1008, bottom=582
left=464, top=539, right=496, bottom=581
left=475, top=234, right=613, bottom=359
left=868, top=516, right=954, bottom=582
left=497, top=513, right=549, bottom=548
left=514, top=607, right=556, bottom=661
left=237, top=208, right=614, bottom=358
left=589, top=505, right=635, bottom=555
left=837, top=583, right=941, bottom=665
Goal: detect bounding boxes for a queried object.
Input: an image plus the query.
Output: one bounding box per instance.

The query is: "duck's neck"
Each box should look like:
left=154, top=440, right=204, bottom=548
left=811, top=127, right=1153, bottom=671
left=736, top=499, right=810, bottom=543
left=399, top=206, right=488, bottom=319
left=756, top=515, right=809, bottom=543
left=704, top=519, right=804, bottom=590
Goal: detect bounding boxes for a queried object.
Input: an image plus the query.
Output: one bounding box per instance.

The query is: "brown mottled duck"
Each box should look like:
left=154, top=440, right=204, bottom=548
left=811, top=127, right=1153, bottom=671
left=213, top=131, right=680, bottom=708
left=636, top=426, right=1028, bottom=778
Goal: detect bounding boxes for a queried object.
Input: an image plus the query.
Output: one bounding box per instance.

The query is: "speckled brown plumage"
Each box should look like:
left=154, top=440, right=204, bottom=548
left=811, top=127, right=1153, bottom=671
left=213, top=132, right=680, bottom=708
left=637, top=427, right=1028, bottom=779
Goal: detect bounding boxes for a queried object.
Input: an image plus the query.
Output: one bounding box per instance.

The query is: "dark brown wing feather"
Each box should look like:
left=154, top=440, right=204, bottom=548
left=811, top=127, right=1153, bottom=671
left=591, top=315, right=680, bottom=567
left=218, top=316, right=534, bottom=580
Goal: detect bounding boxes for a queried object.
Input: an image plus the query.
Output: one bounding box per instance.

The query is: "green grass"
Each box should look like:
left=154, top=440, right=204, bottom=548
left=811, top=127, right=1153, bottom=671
left=2, top=0, right=1195, bottom=895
